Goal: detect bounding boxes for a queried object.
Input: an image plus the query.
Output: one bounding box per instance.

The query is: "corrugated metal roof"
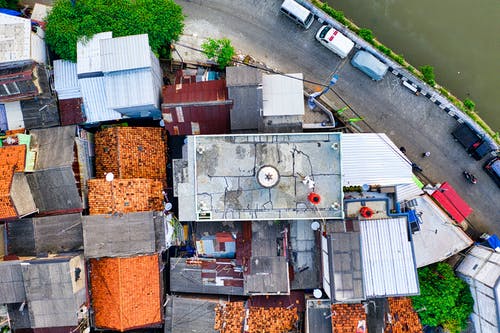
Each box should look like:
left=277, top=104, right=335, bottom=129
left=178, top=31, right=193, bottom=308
left=457, top=245, right=500, bottom=288
left=30, top=30, right=46, bottom=64
left=0, top=14, right=31, bottom=63
left=226, top=66, right=262, bottom=86
left=431, top=182, right=473, bottom=223
left=79, top=76, right=122, bottom=123
left=360, top=217, right=419, bottom=297
left=162, top=80, right=228, bottom=104
left=162, top=104, right=231, bottom=135
left=395, top=183, right=424, bottom=203
left=76, top=31, right=112, bottom=75
left=104, top=69, right=156, bottom=110
left=342, top=133, right=414, bottom=186
left=262, top=73, right=304, bottom=116
left=100, top=34, right=151, bottom=73
left=53, top=60, right=81, bottom=100
left=58, top=98, right=85, bottom=125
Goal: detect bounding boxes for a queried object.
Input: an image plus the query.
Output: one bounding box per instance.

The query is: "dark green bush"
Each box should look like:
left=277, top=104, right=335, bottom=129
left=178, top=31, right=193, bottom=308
left=320, top=4, right=347, bottom=25
left=420, top=65, right=436, bottom=86
left=377, top=44, right=391, bottom=56
left=464, top=98, right=475, bottom=111
left=359, top=28, right=374, bottom=43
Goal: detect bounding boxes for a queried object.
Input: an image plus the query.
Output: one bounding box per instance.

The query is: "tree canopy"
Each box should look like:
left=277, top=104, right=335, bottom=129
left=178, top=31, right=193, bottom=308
left=411, top=263, right=473, bottom=333
left=201, top=37, right=235, bottom=69
left=45, top=0, right=184, bottom=62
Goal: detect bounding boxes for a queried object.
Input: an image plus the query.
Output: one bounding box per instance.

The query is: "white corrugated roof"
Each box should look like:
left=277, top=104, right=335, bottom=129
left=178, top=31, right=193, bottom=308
left=457, top=246, right=500, bottom=288
left=54, top=60, right=81, bottom=100
left=104, top=69, right=156, bottom=110
left=262, top=73, right=304, bottom=116
left=342, top=133, right=413, bottom=186
left=77, top=31, right=112, bottom=74
left=100, top=34, right=151, bottom=73
left=0, top=14, right=31, bottom=63
left=360, top=217, right=419, bottom=297
left=79, top=77, right=122, bottom=123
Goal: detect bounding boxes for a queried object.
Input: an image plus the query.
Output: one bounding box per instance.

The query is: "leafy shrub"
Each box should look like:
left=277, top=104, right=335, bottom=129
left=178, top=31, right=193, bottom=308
left=420, top=65, right=436, bottom=86
left=201, top=37, right=235, bottom=69
left=394, top=54, right=405, bottom=65
left=463, top=98, right=475, bottom=111
left=359, top=28, right=374, bottom=43
left=377, top=44, right=391, bottom=56
left=320, top=4, right=347, bottom=25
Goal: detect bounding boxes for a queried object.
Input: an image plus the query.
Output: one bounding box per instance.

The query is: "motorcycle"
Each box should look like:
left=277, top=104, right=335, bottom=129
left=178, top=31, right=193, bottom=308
left=463, top=171, right=477, bottom=184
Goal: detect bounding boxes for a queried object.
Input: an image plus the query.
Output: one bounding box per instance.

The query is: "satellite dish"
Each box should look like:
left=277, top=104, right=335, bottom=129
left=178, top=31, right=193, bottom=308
left=105, top=173, right=114, bottom=182
left=165, top=202, right=173, bottom=211
left=311, top=221, right=320, bottom=231
left=362, top=184, right=370, bottom=192
left=313, top=289, right=322, bottom=299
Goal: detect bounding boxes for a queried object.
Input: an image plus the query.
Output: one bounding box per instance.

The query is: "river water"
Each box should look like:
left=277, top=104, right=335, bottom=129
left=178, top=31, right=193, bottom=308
left=326, top=0, right=500, bottom=132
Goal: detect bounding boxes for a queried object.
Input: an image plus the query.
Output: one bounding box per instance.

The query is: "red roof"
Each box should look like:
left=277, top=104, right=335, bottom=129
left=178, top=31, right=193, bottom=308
left=431, top=182, right=473, bottom=223
left=161, top=80, right=231, bottom=135
left=162, top=80, right=228, bottom=103
left=58, top=98, right=85, bottom=125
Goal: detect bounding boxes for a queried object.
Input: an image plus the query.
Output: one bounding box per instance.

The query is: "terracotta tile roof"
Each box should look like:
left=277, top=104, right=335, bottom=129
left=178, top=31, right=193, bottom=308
left=214, top=302, right=299, bottom=333
left=0, top=145, right=26, bottom=220
left=87, top=178, right=163, bottom=215
left=94, top=127, right=167, bottom=181
left=330, top=303, right=367, bottom=333
left=246, top=307, right=298, bottom=333
left=90, top=255, right=162, bottom=332
left=385, top=298, right=423, bottom=333
left=214, top=302, right=245, bottom=333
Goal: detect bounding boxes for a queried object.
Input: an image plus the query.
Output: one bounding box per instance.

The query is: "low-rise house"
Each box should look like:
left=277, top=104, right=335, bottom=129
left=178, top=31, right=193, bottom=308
left=87, top=178, right=163, bottom=215
left=226, top=66, right=263, bottom=133
left=456, top=244, right=500, bottom=333
left=0, top=144, right=37, bottom=221
left=53, top=60, right=85, bottom=125
left=82, top=211, right=165, bottom=258
left=0, top=254, right=88, bottom=332
left=161, top=79, right=232, bottom=135
left=76, top=32, right=163, bottom=124
left=6, top=214, right=83, bottom=256
left=94, top=126, right=167, bottom=181
left=89, top=254, right=162, bottom=331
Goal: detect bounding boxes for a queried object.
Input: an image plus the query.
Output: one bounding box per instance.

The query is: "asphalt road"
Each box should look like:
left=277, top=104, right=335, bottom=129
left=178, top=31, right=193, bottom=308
left=177, top=0, right=499, bottom=235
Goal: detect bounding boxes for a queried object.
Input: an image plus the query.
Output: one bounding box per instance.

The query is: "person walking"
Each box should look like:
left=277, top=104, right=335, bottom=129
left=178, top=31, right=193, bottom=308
left=422, top=151, right=430, bottom=158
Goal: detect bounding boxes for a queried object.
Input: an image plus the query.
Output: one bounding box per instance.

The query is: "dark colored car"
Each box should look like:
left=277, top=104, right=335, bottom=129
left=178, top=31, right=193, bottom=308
left=483, top=156, right=500, bottom=187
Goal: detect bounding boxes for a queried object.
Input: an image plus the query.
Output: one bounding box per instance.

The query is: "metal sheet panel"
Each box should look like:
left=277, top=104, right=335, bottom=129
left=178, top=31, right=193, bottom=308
left=360, top=218, right=419, bottom=297
left=100, top=34, right=151, bottom=73
left=262, top=73, right=304, bottom=116
left=53, top=60, right=81, bottom=100
left=76, top=31, right=112, bottom=75
left=342, top=133, right=414, bottom=186
left=0, top=14, right=31, bottom=63
left=0, top=261, right=25, bottom=303
left=79, top=76, right=122, bottom=123
left=4, top=101, right=24, bottom=130
left=104, top=68, right=156, bottom=110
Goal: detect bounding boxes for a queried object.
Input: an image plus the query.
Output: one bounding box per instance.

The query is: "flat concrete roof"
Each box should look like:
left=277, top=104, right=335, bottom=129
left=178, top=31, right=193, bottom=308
left=176, top=133, right=343, bottom=221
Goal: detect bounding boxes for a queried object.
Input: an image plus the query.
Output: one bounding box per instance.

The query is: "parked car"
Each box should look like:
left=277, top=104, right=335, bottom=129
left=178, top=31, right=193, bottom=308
left=483, top=156, right=500, bottom=187
left=351, top=50, right=388, bottom=81
left=451, top=123, right=493, bottom=160
left=280, top=0, right=314, bottom=29
left=315, top=25, right=354, bottom=58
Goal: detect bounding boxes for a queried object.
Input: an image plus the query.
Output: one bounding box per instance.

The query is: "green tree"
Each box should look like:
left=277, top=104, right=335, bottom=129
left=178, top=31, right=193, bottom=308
left=201, top=37, right=235, bottom=69
left=411, top=263, right=473, bottom=333
left=0, top=0, right=18, bottom=9
left=45, top=0, right=184, bottom=61
left=420, top=65, right=436, bottom=86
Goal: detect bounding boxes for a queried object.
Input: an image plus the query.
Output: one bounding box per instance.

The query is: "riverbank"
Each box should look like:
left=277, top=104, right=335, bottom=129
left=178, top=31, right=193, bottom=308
left=304, top=0, right=499, bottom=146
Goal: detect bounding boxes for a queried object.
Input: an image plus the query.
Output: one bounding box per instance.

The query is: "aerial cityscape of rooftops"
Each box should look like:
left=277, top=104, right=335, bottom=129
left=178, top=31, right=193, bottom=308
left=0, top=1, right=498, bottom=333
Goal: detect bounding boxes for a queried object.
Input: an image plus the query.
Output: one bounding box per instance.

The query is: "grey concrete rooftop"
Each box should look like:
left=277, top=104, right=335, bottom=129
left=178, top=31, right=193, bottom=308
left=176, top=133, right=343, bottom=221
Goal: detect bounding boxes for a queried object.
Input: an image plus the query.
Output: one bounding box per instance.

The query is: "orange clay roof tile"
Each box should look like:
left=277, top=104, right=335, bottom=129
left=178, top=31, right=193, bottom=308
left=90, top=255, right=162, bottom=332
left=94, top=127, right=167, bottom=181
left=385, top=297, right=423, bottom=333
left=0, top=145, right=26, bottom=219
left=331, top=303, right=367, bottom=333
left=87, top=178, right=163, bottom=215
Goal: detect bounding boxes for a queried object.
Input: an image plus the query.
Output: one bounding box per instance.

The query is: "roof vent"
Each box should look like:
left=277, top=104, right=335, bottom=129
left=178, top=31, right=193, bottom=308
left=257, top=165, right=280, bottom=188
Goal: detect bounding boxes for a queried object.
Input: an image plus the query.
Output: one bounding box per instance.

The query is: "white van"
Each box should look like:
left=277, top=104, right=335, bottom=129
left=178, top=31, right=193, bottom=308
left=280, top=0, right=314, bottom=29
left=315, top=25, right=354, bottom=59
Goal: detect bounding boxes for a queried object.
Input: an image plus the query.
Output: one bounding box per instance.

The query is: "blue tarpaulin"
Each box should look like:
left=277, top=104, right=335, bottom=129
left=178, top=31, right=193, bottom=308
left=0, top=8, right=22, bottom=16
left=486, top=234, right=500, bottom=250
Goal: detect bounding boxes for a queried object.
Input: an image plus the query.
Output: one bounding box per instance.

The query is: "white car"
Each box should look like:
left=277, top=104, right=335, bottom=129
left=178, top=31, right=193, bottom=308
left=315, top=25, right=355, bottom=59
